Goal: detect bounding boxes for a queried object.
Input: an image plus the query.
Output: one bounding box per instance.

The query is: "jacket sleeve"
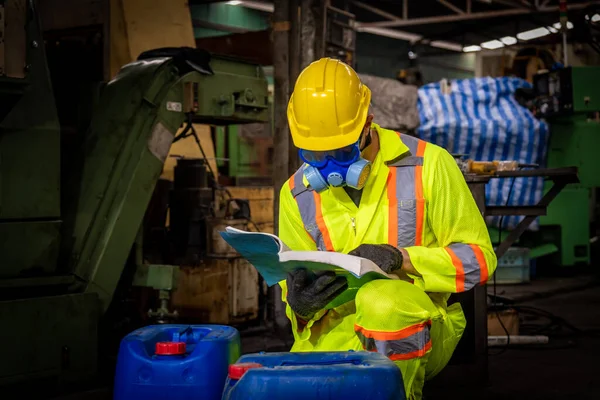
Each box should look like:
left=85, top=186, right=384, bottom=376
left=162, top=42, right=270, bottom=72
left=404, top=149, right=497, bottom=293
left=277, top=181, right=328, bottom=340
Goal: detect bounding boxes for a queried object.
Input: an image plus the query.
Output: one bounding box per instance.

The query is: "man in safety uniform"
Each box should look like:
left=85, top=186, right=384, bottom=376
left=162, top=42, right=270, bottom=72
left=278, top=58, right=497, bottom=399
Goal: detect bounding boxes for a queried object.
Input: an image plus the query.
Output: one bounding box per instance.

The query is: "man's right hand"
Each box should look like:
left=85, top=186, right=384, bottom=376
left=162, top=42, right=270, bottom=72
left=286, top=268, right=348, bottom=321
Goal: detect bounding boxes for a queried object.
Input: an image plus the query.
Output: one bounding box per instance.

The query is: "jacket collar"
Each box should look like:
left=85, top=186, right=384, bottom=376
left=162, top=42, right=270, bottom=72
left=370, top=123, right=410, bottom=163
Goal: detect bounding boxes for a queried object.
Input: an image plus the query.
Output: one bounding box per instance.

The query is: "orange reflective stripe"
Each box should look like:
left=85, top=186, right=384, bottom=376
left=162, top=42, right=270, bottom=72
left=354, top=322, right=430, bottom=341
left=388, top=340, right=432, bottom=361
left=313, top=192, right=334, bottom=251
left=471, top=244, right=489, bottom=285
left=414, top=140, right=426, bottom=246
left=446, top=247, right=465, bottom=292
left=387, top=169, right=398, bottom=247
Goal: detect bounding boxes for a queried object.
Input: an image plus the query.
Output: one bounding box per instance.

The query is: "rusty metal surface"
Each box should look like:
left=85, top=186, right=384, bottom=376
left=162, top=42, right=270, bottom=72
left=5, top=0, right=26, bottom=78
left=229, top=258, right=259, bottom=323
left=170, top=258, right=259, bottom=325
left=206, top=218, right=248, bottom=258
left=170, top=262, right=230, bottom=324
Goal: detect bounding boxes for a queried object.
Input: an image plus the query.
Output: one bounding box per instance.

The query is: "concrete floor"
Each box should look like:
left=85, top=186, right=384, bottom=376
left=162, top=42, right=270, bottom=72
left=426, top=283, right=600, bottom=400
left=240, top=274, right=600, bottom=400
left=49, top=275, right=600, bottom=400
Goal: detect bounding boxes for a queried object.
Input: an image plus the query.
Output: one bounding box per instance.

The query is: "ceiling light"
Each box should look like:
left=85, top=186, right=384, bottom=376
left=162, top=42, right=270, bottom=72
left=463, top=45, right=482, bottom=52
left=552, top=21, right=574, bottom=30
left=548, top=26, right=558, bottom=33
left=517, top=27, right=550, bottom=41
left=227, top=0, right=242, bottom=4
left=500, top=36, right=517, bottom=45
left=592, top=14, right=600, bottom=23
left=481, top=39, right=504, bottom=49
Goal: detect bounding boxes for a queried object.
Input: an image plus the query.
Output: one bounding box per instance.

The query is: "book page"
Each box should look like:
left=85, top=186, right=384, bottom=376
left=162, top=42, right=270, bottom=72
left=220, top=226, right=395, bottom=287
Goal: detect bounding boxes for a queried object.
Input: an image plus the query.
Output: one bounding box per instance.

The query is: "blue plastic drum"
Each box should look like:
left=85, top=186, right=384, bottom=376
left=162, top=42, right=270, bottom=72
left=114, top=324, right=240, bottom=400
left=222, top=351, right=405, bottom=400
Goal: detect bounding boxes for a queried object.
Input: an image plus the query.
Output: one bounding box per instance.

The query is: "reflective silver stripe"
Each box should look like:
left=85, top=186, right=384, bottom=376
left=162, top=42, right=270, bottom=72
left=448, top=243, right=482, bottom=291
left=399, top=133, right=420, bottom=155
left=356, top=328, right=431, bottom=358
left=290, top=168, right=326, bottom=251
left=395, top=167, right=417, bottom=248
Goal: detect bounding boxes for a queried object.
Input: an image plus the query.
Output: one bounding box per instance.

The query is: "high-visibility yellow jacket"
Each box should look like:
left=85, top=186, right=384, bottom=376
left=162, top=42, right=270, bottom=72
left=279, top=123, right=497, bottom=341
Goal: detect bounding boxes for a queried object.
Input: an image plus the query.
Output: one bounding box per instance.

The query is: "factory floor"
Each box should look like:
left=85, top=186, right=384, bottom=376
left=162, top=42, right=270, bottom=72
left=242, top=272, right=600, bottom=400
left=52, top=273, right=600, bottom=400
left=426, top=279, right=600, bottom=400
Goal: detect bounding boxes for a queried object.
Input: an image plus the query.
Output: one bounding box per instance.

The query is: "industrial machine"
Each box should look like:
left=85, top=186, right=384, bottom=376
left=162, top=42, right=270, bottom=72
left=533, top=66, right=600, bottom=266
left=0, top=2, right=268, bottom=394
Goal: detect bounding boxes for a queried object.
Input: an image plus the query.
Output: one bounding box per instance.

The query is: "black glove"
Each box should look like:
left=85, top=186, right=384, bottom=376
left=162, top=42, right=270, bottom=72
left=286, top=268, right=348, bottom=321
left=349, top=244, right=403, bottom=273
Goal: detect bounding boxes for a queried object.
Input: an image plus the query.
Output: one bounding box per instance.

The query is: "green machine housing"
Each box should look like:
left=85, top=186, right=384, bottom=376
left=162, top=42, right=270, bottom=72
left=534, top=66, right=600, bottom=266
left=0, top=3, right=268, bottom=391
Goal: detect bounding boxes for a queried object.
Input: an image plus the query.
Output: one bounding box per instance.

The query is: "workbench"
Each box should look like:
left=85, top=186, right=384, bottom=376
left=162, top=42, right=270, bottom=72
left=431, top=167, right=579, bottom=387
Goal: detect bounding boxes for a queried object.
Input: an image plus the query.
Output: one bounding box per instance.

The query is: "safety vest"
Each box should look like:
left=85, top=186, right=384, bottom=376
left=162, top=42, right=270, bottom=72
left=289, top=133, right=427, bottom=252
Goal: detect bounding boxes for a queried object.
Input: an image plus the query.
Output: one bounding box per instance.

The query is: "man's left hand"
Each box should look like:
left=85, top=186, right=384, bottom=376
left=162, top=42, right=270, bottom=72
left=348, top=244, right=404, bottom=273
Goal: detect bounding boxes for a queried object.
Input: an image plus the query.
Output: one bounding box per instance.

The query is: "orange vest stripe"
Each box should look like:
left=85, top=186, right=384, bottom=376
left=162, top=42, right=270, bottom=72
left=446, top=247, right=465, bottom=292
left=471, top=244, right=489, bottom=285
left=354, top=321, right=430, bottom=341
left=414, top=140, right=427, bottom=246
left=314, top=192, right=334, bottom=251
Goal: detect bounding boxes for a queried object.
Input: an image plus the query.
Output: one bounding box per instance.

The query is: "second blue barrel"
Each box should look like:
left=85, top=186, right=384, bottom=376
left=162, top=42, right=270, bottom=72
left=114, top=324, right=240, bottom=400
left=222, top=351, right=405, bottom=400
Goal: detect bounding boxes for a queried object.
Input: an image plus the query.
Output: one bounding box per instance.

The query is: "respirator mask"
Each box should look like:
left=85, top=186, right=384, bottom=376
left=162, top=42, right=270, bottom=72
left=300, top=138, right=372, bottom=193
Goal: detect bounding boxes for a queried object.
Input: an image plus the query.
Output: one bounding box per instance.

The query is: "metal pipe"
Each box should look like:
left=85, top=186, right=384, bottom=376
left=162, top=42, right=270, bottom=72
left=272, top=0, right=291, bottom=331
left=488, top=335, right=549, bottom=346
left=437, top=0, right=465, bottom=14
left=350, top=0, right=402, bottom=21
left=288, top=0, right=301, bottom=176
left=357, top=3, right=594, bottom=28
left=563, top=31, right=568, bottom=66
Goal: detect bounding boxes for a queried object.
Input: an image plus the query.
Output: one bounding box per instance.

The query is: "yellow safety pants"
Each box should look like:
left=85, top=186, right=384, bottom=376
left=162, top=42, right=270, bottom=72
left=289, top=280, right=466, bottom=400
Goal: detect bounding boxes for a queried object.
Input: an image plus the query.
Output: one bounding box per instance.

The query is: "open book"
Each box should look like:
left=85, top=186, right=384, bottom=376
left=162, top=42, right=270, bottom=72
left=219, top=227, right=397, bottom=308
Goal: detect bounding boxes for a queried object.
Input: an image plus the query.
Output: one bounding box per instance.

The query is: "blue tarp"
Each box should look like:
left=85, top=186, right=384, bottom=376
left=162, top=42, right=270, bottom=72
left=417, top=77, right=550, bottom=230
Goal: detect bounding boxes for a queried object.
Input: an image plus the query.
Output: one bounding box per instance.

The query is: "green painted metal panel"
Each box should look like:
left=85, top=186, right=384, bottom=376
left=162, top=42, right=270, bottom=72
left=547, top=115, right=600, bottom=188
left=191, top=3, right=268, bottom=38
left=60, top=54, right=268, bottom=310
left=571, top=66, right=600, bottom=113
left=0, top=293, right=99, bottom=387
left=0, top=0, right=61, bottom=278
left=540, top=186, right=590, bottom=266
left=61, top=59, right=188, bottom=309
left=0, top=0, right=60, bottom=220
left=0, top=221, right=61, bottom=278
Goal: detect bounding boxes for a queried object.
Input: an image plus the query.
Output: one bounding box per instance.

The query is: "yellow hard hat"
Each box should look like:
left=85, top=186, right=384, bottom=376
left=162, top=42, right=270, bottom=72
left=287, top=58, right=371, bottom=151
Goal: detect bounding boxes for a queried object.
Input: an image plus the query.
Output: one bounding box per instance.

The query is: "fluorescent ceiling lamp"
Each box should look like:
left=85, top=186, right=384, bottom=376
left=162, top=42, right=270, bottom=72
left=517, top=27, right=550, bottom=41
left=500, top=36, right=517, bottom=45
left=481, top=39, right=504, bottom=49
left=429, top=40, right=463, bottom=52
left=463, top=45, right=482, bottom=52
left=552, top=21, right=574, bottom=30
left=226, top=0, right=242, bottom=4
